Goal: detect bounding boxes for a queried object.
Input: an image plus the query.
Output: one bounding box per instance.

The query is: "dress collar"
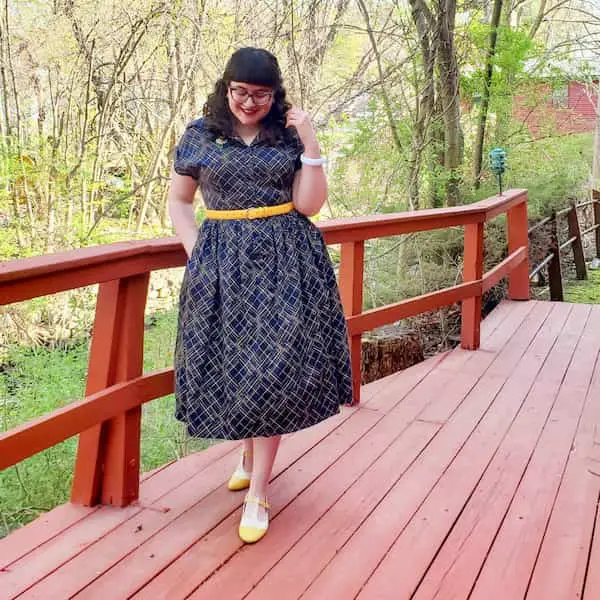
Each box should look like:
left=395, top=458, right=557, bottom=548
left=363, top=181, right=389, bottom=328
left=229, top=125, right=265, bottom=147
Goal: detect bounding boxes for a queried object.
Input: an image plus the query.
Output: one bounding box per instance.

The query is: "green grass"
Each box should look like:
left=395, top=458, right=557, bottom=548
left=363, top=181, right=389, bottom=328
left=0, top=308, right=210, bottom=538
left=564, top=268, right=600, bottom=304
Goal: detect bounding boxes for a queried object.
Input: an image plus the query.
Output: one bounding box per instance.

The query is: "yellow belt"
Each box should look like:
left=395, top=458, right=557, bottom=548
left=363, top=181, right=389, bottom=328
left=205, top=202, right=294, bottom=220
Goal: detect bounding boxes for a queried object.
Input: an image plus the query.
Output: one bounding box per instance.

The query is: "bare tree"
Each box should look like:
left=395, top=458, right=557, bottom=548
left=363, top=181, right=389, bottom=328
left=408, top=0, right=436, bottom=209
left=136, top=3, right=207, bottom=232
left=473, top=0, right=503, bottom=189
left=357, top=0, right=403, bottom=153
left=436, top=0, right=463, bottom=206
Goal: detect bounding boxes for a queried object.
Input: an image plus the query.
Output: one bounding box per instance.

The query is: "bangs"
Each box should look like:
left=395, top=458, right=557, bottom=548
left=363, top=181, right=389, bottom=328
left=224, top=48, right=281, bottom=88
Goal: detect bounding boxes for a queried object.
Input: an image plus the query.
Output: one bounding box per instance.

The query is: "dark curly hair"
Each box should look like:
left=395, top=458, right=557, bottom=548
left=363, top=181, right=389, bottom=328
left=203, top=47, right=292, bottom=144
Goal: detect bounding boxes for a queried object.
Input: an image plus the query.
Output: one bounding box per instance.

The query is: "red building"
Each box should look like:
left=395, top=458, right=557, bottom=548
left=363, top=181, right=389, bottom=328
left=513, top=80, right=598, bottom=137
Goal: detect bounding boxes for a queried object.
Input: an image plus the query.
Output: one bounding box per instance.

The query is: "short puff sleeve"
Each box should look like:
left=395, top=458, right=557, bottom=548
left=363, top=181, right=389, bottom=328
left=173, top=119, right=207, bottom=180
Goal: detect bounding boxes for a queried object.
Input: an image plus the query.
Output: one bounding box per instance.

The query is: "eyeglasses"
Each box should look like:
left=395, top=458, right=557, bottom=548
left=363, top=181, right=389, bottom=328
left=229, top=86, right=273, bottom=106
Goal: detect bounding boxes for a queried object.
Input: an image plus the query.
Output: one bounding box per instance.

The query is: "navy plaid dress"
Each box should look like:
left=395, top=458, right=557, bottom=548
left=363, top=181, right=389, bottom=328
left=173, top=118, right=353, bottom=440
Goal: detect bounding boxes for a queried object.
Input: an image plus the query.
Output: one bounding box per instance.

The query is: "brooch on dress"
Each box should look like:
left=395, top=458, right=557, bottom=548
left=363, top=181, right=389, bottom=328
left=215, top=137, right=226, bottom=146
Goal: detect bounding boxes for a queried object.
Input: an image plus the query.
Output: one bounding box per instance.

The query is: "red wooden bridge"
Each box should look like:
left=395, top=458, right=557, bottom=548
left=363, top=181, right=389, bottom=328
left=2, top=189, right=600, bottom=599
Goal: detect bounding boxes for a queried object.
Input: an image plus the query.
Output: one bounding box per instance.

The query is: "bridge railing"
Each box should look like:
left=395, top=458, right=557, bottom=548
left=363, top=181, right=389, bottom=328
left=0, top=189, right=529, bottom=507
left=528, top=193, right=600, bottom=301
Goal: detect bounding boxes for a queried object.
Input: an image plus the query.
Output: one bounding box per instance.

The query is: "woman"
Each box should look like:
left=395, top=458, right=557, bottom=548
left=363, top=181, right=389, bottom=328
left=169, top=47, right=352, bottom=544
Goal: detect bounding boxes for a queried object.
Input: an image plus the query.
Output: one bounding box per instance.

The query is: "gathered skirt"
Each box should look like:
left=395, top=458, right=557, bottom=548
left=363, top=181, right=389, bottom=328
left=174, top=210, right=353, bottom=440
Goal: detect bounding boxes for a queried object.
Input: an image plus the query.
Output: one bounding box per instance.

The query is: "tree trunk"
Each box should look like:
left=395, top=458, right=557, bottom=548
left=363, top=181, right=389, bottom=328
left=4, top=0, right=20, bottom=144
left=137, top=7, right=205, bottom=232
left=473, top=0, right=503, bottom=189
left=136, top=122, right=174, bottom=233
left=427, top=87, right=446, bottom=208
left=436, top=0, right=463, bottom=206
left=11, top=187, right=25, bottom=248
left=0, top=7, right=11, bottom=141
left=362, top=325, right=424, bottom=385
left=528, top=0, right=548, bottom=39
left=357, top=0, right=403, bottom=154
left=408, top=0, right=436, bottom=210
left=494, top=0, right=514, bottom=145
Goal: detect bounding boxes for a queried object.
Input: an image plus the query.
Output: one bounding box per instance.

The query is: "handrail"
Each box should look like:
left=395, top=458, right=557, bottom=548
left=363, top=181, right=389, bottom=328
left=0, top=189, right=527, bottom=305
left=0, top=188, right=530, bottom=508
left=528, top=215, right=553, bottom=235
left=559, top=235, right=578, bottom=252
left=0, top=240, right=187, bottom=306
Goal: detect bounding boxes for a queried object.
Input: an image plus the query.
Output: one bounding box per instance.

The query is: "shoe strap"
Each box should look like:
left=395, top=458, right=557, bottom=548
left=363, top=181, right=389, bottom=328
left=243, top=496, right=270, bottom=510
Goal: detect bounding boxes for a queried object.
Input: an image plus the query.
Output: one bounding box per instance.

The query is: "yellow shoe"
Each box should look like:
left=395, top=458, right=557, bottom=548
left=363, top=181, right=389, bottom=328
left=238, top=496, right=270, bottom=544
left=227, top=450, right=251, bottom=491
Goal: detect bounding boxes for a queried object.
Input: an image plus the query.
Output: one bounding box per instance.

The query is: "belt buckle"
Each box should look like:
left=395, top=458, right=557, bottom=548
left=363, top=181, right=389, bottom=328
left=248, top=206, right=266, bottom=220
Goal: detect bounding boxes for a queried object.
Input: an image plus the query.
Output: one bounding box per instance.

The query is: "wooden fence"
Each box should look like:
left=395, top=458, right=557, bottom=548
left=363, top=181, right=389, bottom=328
left=528, top=191, right=600, bottom=301
left=0, top=190, right=529, bottom=508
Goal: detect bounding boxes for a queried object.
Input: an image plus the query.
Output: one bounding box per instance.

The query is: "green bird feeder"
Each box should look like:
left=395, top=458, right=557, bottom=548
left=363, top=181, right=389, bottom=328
left=489, top=147, right=506, bottom=195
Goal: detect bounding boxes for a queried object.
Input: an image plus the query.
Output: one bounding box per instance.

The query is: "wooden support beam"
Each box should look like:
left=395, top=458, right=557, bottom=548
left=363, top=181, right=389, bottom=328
left=567, top=201, right=587, bottom=280
left=70, top=273, right=149, bottom=507
left=339, top=241, right=365, bottom=405
left=507, top=198, right=530, bottom=300
left=548, top=211, right=564, bottom=302
left=461, top=223, right=484, bottom=350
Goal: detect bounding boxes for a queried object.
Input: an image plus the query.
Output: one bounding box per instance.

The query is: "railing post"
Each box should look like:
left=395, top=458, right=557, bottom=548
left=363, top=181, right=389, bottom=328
left=593, top=190, right=600, bottom=258
left=548, top=211, right=564, bottom=302
left=339, top=241, right=364, bottom=405
left=71, top=273, right=149, bottom=506
left=567, top=200, right=587, bottom=280
left=461, top=222, right=484, bottom=350
left=507, top=197, right=530, bottom=300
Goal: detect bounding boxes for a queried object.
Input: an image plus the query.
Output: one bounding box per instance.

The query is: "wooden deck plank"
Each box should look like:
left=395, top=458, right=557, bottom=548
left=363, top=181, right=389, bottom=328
left=360, top=301, right=582, bottom=599
left=2, top=348, right=441, bottom=600
left=469, top=304, right=600, bottom=600
left=0, top=440, right=240, bottom=592
left=129, top=384, right=450, bottom=598
left=68, top=409, right=380, bottom=600
left=125, top=301, right=534, bottom=600
left=574, top=324, right=600, bottom=600
left=139, top=417, right=439, bottom=599
left=526, top=309, right=600, bottom=599
left=139, top=460, right=176, bottom=482
left=290, top=302, right=548, bottom=600
left=361, top=351, right=451, bottom=413
left=68, top=347, right=449, bottom=599
left=480, top=299, right=519, bottom=335
left=2, top=300, right=599, bottom=600
left=13, top=404, right=364, bottom=599
left=189, top=424, right=441, bottom=600
left=0, top=504, right=100, bottom=569
left=413, top=303, right=593, bottom=600
left=1, top=442, right=238, bottom=599
left=0, top=345, right=390, bottom=568
left=151, top=343, right=496, bottom=600
left=23, top=302, right=530, bottom=600
left=418, top=300, right=546, bottom=424
left=0, top=298, right=512, bottom=573
left=0, top=438, right=237, bottom=574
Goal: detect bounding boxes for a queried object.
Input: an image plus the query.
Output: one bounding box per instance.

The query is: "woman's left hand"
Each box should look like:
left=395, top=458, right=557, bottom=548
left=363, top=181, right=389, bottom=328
left=286, top=107, right=319, bottom=153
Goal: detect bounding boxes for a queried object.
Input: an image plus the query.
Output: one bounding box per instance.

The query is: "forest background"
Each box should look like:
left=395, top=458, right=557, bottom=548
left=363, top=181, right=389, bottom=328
left=1, top=0, right=599, bottom=536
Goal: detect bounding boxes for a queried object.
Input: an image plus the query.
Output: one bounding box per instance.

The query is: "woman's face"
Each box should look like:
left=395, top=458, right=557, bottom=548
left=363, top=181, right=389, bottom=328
left=227, top=81, right=274, bottom=127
